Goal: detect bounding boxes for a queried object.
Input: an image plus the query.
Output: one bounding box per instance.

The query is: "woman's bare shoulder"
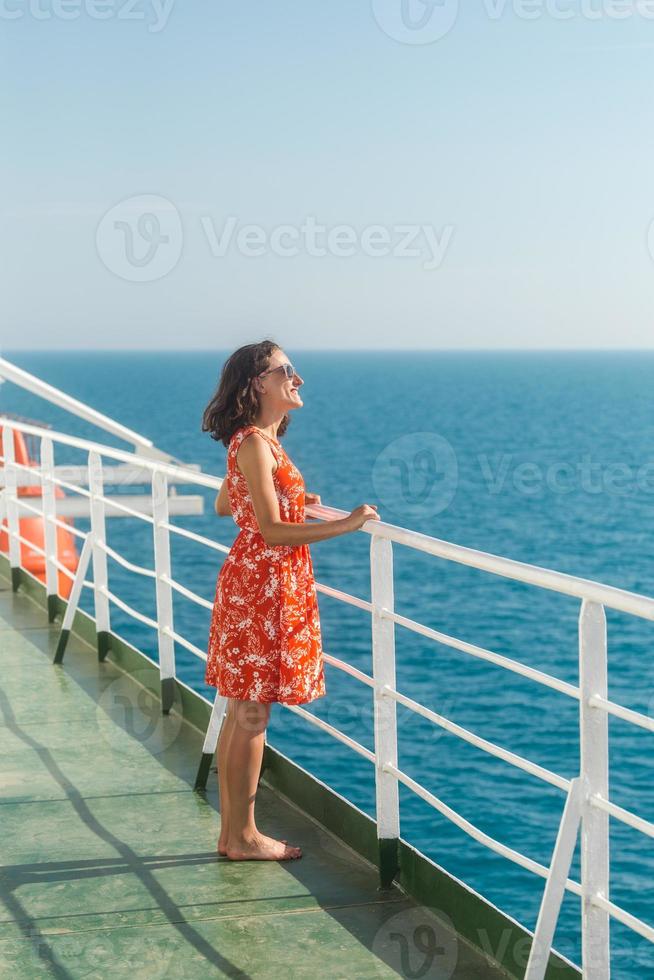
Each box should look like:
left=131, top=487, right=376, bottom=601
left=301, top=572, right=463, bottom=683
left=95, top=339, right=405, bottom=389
left=235, top=429, right=276, bottom=475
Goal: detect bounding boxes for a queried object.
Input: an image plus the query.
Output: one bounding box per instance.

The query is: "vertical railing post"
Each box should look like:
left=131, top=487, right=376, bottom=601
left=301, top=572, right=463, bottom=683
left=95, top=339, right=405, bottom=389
left=370, top=532, right=400, bottom=889
left=2, top=424, right=21, bottom=591
left=40, top=437, right=59, bottom=621
left=579, top=599, right=610, bottom=979
left=152, top=469, right=176, bottom=712
left=88, top=450, right=111, bottom=661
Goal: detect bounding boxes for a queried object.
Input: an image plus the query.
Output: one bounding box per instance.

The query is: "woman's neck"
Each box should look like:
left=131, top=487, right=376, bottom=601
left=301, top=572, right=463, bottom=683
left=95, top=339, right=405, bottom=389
left=252, top=419, right=280, bottom=442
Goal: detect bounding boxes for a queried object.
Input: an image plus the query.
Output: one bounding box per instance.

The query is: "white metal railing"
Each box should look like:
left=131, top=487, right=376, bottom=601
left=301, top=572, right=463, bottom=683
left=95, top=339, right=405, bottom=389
left=1, top=415, right=653, bottom=980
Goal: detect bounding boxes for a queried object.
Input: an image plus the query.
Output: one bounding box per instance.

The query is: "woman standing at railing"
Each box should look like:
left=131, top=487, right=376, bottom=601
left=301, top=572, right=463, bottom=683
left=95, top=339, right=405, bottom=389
left=201, top=340, right=379, bottom=862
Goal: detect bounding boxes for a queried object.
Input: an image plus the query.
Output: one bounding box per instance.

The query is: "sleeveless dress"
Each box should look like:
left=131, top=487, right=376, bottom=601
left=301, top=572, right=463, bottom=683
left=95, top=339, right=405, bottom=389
left=204, top=425, right=326, bottom=705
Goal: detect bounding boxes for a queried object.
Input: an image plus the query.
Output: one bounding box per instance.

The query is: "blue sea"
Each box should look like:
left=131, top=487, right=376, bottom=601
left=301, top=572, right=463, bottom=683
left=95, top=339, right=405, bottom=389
left=4, top=350, right=653, bottom=978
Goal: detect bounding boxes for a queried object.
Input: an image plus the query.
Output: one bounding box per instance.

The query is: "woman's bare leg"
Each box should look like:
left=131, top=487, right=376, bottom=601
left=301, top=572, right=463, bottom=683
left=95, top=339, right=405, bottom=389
left=225, top=699, right=302, bottom=861
left=217, top=698, right=289, bottom=856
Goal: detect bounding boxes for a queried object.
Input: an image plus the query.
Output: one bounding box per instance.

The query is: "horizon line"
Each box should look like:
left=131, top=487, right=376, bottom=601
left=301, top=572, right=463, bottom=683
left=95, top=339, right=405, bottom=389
left=4, top=347, right=654, bottom=354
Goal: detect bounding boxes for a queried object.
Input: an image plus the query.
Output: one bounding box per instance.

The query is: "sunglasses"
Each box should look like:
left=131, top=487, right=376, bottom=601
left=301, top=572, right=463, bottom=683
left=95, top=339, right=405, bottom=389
left=258, top=362, right=297, bottom=381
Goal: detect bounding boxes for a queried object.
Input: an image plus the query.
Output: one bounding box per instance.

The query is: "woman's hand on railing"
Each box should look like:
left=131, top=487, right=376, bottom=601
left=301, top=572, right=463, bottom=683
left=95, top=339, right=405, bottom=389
left=344, top=504, right=380, bottom=532
left=305, top=492, right=321, bottom=505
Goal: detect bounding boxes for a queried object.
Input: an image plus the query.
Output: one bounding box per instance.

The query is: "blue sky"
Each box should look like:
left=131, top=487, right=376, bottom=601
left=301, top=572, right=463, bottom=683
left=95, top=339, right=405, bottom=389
left=3, top=0, right=654, bottom=349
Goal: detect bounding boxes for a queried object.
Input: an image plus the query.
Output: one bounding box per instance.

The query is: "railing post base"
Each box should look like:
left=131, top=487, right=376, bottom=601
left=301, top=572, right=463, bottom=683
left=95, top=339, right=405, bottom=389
left=53, top=629, right=71, bottom=665
left=11, top=566, right=20, bottom=592
left=47, top=593, right=58, bottom=623
left=377, top=837, right=399, bottom=890
left=195, top=692, right=229, bottom=793
left=161, top=676, right=176, bottom=714
left=97, top=630, right=111, bottom=662
left=194, top=752, right=214, bottom=792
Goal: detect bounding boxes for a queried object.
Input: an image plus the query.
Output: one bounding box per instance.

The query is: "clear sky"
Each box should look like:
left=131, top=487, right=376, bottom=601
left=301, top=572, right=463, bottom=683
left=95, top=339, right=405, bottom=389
left=3, top=0, right=654, bottom=350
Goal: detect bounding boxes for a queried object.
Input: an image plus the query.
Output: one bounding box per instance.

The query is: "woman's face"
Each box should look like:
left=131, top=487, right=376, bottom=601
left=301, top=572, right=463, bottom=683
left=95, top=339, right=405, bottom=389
left=257, top=349, right=304, bottom=411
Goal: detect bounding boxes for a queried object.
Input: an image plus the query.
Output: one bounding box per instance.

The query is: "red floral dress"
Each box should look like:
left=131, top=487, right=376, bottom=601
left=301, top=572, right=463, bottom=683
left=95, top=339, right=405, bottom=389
left=205, top=425, right=326, bottom=705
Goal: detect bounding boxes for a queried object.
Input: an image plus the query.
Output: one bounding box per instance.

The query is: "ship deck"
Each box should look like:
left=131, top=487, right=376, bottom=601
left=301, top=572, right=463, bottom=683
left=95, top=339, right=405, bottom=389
left=0, top=569, right=514, bottom=979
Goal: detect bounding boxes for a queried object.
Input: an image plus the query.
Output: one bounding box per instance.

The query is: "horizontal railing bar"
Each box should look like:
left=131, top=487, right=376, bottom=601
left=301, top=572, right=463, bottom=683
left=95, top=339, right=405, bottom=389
left=383, top=684, right=571, bottom=792
left=0, top=418, right=223, bottom=490
left=315, top=581, right=373, bottom=613
left=384, top=760, right=582, bottom=895
left=50, top=473, right=93, bottom=498
left=322, top=652, right=375, bottom=688
left=6, top=527, right=47, bottom=558
left=16, top=497, right=112, bottom=545
left=159, top=519, right=229, bottom=554
left=50, top=553, right=92, bottom=586
left=591, top=893, right=654, bottom=944
left=15, top=496, right=92, bottom=542
left=45, top=512, right=89, bottom=541
left=4, top=459, right=41, bottom=475
left=0, top=357, right=160, bottom=453
left=99, top=585, right=158, bottom=630
left=282, top=703, right=376, bottom=763
left=588, top=694, right=654, bottom=733
left=590, top=793, right=654, bottom=839
left=160, top=573, right=214, bottom=612
left=369, top=522, right=654, bottom=621
left=15, top=497, right=46, bottom=519
left=161, top=626, right=208, bottom=661
left=97, top=540, right=157, bottom=580
left=385, top=607, right=579, bottom=699
left=91, top=491, right=154, bottom=524
left=0, top=462, right=203, bottom=488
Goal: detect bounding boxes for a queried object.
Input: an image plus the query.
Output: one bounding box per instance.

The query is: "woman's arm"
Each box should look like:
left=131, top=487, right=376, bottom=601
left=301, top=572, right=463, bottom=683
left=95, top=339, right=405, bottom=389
left=214, top=478, right=232, bottom=517
left=236, top=433, right=374, bottom=546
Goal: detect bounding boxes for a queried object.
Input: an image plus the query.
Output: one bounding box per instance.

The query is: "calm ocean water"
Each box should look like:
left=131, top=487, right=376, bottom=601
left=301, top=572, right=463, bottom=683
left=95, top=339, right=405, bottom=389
left=4, top=350, right=653, bottom=978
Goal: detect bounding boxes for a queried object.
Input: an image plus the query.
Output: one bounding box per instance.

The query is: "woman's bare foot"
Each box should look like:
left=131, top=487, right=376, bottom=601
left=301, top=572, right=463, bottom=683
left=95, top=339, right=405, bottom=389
left=217, top=832, right=287, bottom=856
left=226, top=831, right=302, bottom=861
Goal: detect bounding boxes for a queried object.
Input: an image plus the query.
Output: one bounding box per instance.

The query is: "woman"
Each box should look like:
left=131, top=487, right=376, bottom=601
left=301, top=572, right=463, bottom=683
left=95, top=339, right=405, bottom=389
left=201, top=340, right=380, bottom=862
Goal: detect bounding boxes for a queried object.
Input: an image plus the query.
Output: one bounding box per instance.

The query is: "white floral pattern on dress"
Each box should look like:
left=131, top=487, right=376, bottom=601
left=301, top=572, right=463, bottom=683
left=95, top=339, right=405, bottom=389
left=205, top=425, right=326, bottom=705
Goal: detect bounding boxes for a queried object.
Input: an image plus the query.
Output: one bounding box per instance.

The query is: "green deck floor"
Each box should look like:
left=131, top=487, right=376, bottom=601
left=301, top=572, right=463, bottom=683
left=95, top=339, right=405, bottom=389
left=0, top=575, right=513, bottom=979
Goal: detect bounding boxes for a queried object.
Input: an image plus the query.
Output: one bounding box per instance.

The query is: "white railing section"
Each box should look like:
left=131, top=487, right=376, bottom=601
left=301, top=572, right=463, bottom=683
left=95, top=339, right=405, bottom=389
left=1, top=416, right=653, bottom=979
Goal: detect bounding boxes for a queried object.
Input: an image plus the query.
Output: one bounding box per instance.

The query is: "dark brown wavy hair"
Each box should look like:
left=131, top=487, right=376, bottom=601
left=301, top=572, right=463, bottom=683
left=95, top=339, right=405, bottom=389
left=201, top=339, right=291, bottom=447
